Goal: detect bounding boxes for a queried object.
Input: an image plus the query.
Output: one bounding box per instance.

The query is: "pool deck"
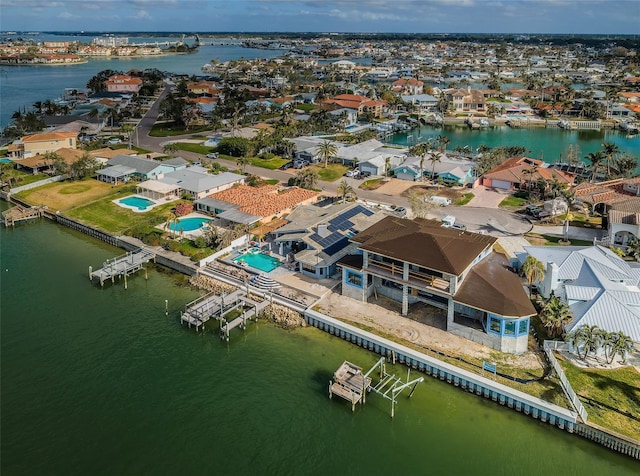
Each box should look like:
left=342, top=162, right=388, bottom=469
left=114, top=195, right=162, bottom=213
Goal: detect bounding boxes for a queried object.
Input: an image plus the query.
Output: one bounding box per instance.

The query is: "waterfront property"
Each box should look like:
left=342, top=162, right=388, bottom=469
left=338, top=216, right=536, bottom=353
left=114, top=195, right=162, bottom=213
left=161, top=213, right=213, bottom=236
left=7, top=131, right=78, bottom=159
left=89, top=248, right=156, bottom=288
left=273, top=202, right=386, bottom=279
left=522, top=245, right=640, bottom=344
left=481, top=156, right=575, bottom=191
left=96, top=155, right=188, bottom=185
left=233, top=249, right=281, bottom=273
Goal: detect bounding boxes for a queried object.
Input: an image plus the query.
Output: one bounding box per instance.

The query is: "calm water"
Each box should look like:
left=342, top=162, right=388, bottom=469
left=0, top=34, right=283, bottom=128
left=389, top=124, right=640, bottom=165
left=1, top=203, right=638, bottom=475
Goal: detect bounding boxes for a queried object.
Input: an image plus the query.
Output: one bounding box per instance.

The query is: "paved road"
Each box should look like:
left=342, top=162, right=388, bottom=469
left=131, top=91, right=546, bottom=238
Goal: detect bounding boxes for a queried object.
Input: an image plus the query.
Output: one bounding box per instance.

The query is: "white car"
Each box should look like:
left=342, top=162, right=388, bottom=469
left=345, top=169, right=359, bottom=178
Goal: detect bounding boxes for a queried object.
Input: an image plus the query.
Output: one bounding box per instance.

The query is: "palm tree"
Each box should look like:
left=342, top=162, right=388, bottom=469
left=436, top=134, right=450, bottom=153
left=408, top=142, right=429, bottom=181
left=567, top=325, right=590, bottom=360
left=162, top=143, right=178, bottom=156
left=336, top=180, right=355, bottom=203
left=585, top=151, right=605, bottom=183
left=601, top=142, right=619, bottom=178
left=384, top=156, right=392, bottom=177
left=611, top=331, right=635, bottom=364
left=429, top=151, right=443, bottom=185
left=317, top=140, right=338, bottom=169
left=574, top=325, right=602, bottom=361
left=540, top=294, right=572, bottom=338
left=521, top=255, right=545, bottom=296
left=236, top=155, right=250, bottom=174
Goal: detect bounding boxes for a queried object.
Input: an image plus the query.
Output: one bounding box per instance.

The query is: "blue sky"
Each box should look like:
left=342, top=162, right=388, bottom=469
left=1, top=0, right=638, bottom=34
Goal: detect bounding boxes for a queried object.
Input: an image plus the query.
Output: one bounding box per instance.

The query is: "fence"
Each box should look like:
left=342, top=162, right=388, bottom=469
left=10, top=175, right=66, bottom=194
left=543, top=340, right=588, bottom=421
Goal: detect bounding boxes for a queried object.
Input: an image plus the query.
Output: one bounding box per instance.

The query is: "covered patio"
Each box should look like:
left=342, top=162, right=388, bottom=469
left=136, top=180, right=180, bottom=201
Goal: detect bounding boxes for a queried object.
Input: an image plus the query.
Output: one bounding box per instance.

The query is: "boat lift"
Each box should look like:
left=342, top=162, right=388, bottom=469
left=329, top=357, right=424, bottom=418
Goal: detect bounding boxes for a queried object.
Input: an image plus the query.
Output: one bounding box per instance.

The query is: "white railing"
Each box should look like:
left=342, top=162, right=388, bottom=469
left=543, top=340, right=588, bottom=422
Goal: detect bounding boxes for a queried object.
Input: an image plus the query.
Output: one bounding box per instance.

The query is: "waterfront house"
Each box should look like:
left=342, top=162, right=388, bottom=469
left=322, top=94, right=387, bottom=119
left=447, top=87, right=487, bottom=114
left=8, top=132, right=78, bottom=160
left=481, top=157, right=575, bottom=191
left=400, top=94, right=438, bottom=113
left=393, top=154, right=475, bottom=185
left=334, top=139, right=405, bottom=172
left=105, top=74, right=142, bottom=94
left=273, top=203, right=386, bottom=278
left=338, top=217, right=536, bottom=353
left=13, top=147, right=84, bottom=175
left=392, top=77, right=424, bottom=95
left=194, top=184, right=317, bottom=226
left=522, top=245, right=640, bottom=344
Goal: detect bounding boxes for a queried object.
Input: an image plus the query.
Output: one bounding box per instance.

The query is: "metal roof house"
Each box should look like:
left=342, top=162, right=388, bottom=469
left=159, top=170, right=245, bottom=200
left=523, top=245, right=640, bottom=343
left=339, top=217, right=536, bottom=353
left=97, top=154, right=187, bottom=184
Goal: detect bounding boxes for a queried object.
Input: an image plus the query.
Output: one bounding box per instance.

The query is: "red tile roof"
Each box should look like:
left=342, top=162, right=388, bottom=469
left=208, top=185, right=318, bottom=218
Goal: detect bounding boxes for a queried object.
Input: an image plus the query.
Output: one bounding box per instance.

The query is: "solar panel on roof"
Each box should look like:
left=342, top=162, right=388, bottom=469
left=324, top=237, right=350, bottom=256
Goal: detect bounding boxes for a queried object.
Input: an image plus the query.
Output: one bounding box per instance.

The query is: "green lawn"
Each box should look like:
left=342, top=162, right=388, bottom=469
left=66, top=191, right=182, bottom=234
left=14, top=171, right=49, bottom=187
left=174, top=142, right=213, bottom=155
left=541, top=234, right=593, bottom=246
left=558, top=356, right=640, bottom=440
left=248, top=156, right=290, bottom=170
left=296, top=103, right=317, bottom=112
left=112, top=145, right=151, bottom=154
left=309, top=164, right=349, bottom=182
left=499, top=196, right=527, bottom=208
left=149, top=123, right=212, bottom=137
left=359, top=178, right=384, bottom=190
left=454, top=192, right=474, bottom=206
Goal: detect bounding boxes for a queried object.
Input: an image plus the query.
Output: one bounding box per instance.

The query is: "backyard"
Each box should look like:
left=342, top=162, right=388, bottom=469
left=15, top=179, right=122, bottom=211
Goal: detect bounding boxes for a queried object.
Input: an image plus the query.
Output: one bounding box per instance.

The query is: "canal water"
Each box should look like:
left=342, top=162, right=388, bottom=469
left=1, top=204, right=638, bottom=475
left=387, top=124, right=640, bottom=166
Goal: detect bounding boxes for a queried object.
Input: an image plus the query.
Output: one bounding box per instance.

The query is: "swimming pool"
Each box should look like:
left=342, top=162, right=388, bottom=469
left=118, top=196, right=156, bottom=210
left=169, top=217, right=212, bottom=232
left=0, top=158, right=13, bottom=164
left=234, top=251, right=281, bottom=273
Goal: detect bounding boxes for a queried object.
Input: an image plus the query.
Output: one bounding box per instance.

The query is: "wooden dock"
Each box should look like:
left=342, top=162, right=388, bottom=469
left=180, top=289, right=243, bottom=331
left=329, top=361, right=373, bottom=411
left=2, top=205, right=46, bottom=227
left=219, top=294, right=269, bottom=341
left=89, top=249, right=156, bottom=288
left=329, top=357, right=424, bottom=417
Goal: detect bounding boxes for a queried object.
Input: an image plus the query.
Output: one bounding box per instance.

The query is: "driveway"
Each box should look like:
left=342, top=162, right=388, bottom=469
left=466, top=185, right=511, bottom=208
left=427, top=206, right=533, bottom=237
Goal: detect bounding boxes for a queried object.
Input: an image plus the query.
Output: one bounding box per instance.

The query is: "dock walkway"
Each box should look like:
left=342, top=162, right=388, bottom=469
left=89, top=249, right=156, bottom=287
left=2, top=205, right=45, bottom=226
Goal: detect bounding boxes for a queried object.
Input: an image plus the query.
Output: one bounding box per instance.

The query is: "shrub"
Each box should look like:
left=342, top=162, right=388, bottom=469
left=174, top=202, right=193, bottom=217
left=217, top=137, right=253, bottom=157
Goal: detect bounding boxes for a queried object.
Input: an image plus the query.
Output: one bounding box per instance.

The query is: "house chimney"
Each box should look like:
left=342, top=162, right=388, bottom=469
left=318, top=223, right=330, bottom=238
left=541, top=262, right=559, bottom=298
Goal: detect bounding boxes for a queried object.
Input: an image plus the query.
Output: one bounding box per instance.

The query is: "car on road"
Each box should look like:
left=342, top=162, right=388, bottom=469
left=206, top=152, right=219, bottom=159
left=280, top=162, right=293, bottom=170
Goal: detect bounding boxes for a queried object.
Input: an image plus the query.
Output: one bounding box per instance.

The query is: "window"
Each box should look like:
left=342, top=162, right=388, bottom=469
left=489, top=316, right=501, bottom=334
left=504, top=320, right=516, bottom=336
left=518, top=319, right=529, bottom=336
left=345, top=270, right=363, bottom=288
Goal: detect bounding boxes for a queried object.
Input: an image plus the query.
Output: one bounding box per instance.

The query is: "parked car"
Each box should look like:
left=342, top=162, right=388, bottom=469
left=293, top=159, right=309, bottom=169
left=428, top=196, right=452, bottom=206
left=450, top=223, right=467, bottom=231
left=280, top=161, right=294, bottom=170
left=345, top=169, right=359, bottom=178
left=206, top=152, right=219, bottom=159
left=107, top=138, right=122, bottom=145
left=392, top=207, right=407, bottom=217
left=359, top=171, right=372, bottom=178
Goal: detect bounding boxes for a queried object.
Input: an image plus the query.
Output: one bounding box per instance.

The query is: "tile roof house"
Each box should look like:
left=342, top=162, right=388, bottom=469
left=339, top=216, right=536, bottom=353
left=195, top=184, right=318, bottom=226
left=13, top=147, right=85, bottom=174
left=523, top=245, right=640, bottom=344
left=105, top=74, right=142, bottom=93
left=481, top=157, right=575, bottom=191
left=322, top=94, right=387, bottom=118
left=8, top=132, right=78, bottom=159
left=392, top=77, right=424, bottom=95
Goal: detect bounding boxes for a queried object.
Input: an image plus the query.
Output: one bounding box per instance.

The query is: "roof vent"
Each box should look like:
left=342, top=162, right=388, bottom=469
left=318, top=223, right=330, bottom=238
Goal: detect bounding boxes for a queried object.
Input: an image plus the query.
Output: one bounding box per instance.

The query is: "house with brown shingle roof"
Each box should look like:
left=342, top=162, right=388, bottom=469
left=338, top=216, right=535, bottom=354
left=481, top=157, right=575, bottom=191
left=13, top=147, right=85, bottom=174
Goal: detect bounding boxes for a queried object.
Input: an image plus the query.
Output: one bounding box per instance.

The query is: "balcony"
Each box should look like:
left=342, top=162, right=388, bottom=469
left=367, top=259, right=451, bottom=294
